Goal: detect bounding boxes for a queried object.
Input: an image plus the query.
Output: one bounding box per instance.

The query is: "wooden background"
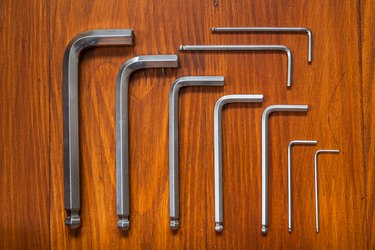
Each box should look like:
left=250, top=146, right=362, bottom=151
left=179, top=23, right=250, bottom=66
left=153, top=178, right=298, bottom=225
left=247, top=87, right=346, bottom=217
left=0, top=0, right=373, bottom=248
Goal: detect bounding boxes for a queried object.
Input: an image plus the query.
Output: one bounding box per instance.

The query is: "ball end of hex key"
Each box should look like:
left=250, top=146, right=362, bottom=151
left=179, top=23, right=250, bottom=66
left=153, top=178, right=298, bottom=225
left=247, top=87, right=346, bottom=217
left=211, top=26, right=313, bottom=63
left=64, top=29, right=135, bottom=229
left=65, top=210, right=81, bottom=229
left=262, top=225, right=268, bottom=234
left=117, top=216, right=130, bottom=230
left=170, top=219, right=179, bottom=231
left=215, top=223, right=223, bottom=233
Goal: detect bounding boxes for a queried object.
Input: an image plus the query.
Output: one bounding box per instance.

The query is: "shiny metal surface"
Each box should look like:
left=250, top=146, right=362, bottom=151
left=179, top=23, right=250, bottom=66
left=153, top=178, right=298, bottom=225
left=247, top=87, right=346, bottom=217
left=261, top=105, right=309, bottom=234
left=179, top=45, right=293, bottom=87
left=314, top=149, right=340, bottom=233
left=287, top=140, right=318, bottom=232
left=63, top=29, right=134, bottom=229
left=214, top=94, right=264, bottom=232
left=116, top=55, right=179, bottom=230
left=211, top=27, right=313, bottom=62
left=169, top=76, right=225, bottom=231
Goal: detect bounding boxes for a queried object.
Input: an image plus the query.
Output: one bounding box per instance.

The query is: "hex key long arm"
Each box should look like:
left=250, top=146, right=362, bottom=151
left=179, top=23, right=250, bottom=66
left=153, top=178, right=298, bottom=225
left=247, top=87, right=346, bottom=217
left=261, top=105, right=309, bottom=233
left=211, top=27, right=313, bottom=62
left=214, top=94, right=264, bottom=232
left=287, top=140, right=317, bottom=232
left=179, top=45, right=292, bottom=87
left=63, top=29, right=134, bottom=229
left=116, top=55, right=179, bottom=230
left=169, top=76, right=225, bottom=231
left=314, top=149, right=340, bottom=233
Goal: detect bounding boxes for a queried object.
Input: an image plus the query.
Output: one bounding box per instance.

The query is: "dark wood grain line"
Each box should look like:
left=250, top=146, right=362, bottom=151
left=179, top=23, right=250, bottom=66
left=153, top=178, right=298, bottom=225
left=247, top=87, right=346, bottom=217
left=362, top=0, right=375, bottom=248
left=0, top=0, right=50, bottom=248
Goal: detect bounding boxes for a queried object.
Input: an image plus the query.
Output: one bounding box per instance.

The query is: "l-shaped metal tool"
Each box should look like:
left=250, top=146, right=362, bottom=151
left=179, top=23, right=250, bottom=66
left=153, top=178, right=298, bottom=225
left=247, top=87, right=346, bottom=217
left=169, top=76, right=225, bottom=231
left=287, top=140, right=318, bottom=232
left=314, top=149, right=340, bottom=233
left=214, top=94, right=264, bottom=232
left=211, top=27, right=313, bottom=62
left=63, top=29, right=134, bottom=229
left=261, top=105, right=309, bottom=233
left=179, top=45, right=293, bottom=87
left=116, top=55, right=179, bottom=230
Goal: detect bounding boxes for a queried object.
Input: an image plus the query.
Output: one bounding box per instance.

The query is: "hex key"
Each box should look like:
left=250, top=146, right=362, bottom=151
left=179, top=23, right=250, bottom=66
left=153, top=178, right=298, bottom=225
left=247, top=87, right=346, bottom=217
left=314, top=149, right=340, bottom=233
left=116, top=55, right=179, bottom=230
left=261, top=104, right=309, bottom=234
left=214, top=94, right=264, bottom=232
left=179, top=45, right=293, bottom=87
left=169, top=76, right=225, bottom=231
left=63, top=29, right=134, bottom=229
left=211, top=27, right=313, bottom=62
left=287, top=140, right=317, bottom=232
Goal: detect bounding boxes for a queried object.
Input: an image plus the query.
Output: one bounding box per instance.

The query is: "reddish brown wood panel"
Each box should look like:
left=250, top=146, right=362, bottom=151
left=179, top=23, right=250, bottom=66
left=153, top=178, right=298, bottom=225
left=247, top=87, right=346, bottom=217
left=0, top=0, right=372, bottom=248
left=48, top=0, right=366, bottom=248
left=362, top=0, right=375, bottom=248
left=0, top=0, right=50, bottom=249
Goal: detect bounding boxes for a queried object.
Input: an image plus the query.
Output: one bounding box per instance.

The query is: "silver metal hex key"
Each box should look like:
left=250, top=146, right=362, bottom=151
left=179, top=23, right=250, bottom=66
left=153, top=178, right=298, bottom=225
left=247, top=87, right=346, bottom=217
left=63, top=29, right=134, bottom=229
left=211, top=27, right=313, bottom=62
left=261, top=104, right=309, bottom=234
left=169, top=76, right=225, bottom=231
left=214, top=94, right=264, bottom=232
left=179, top=45, right=293, bottom=87
left=287, top=140, right=318, bottom=232
left=314, top=149, right=340, bottom=233
left=116, top=55, right=179, bottom=230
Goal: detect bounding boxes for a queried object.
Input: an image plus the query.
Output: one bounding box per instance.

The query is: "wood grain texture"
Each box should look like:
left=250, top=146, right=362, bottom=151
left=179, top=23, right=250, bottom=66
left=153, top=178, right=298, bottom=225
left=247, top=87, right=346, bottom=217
left=204, top=1, right=365, bottom=248
left=1, top=0, right=372, bottom=248
left=49, top=0, right=365, bottom=248
left=362, top=0, right=375, bottom=248
left=0, top=0, right=50, bottom=249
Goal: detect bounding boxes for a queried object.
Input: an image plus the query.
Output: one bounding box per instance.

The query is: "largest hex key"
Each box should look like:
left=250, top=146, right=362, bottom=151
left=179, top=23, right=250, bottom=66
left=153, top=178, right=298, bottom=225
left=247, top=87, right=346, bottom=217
left=63, top=29, right=134, bottom=229
left=261, top=105, right=309, bottom=234
left=116, top=55, right=179, bottom=230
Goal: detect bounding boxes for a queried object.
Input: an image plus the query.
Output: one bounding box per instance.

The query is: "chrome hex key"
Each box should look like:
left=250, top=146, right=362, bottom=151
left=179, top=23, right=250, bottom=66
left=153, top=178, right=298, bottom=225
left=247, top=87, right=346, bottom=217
left=63, top=29, right=134, bottom=229
left=214, top=94, right=264, bottom=232
left=116, top=55, right=179, bottom=230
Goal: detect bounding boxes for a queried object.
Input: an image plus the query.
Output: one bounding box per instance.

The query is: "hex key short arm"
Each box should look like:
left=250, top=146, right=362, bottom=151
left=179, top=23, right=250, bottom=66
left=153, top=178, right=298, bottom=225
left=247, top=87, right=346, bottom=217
left=314, top=149, right=340, bottom=233
left=287, top=140, right=317, bottom=232
left=63, top=29, right=134, bottom=229
left=214, top=94, right=264, bottom=232
left=261, top=105, right=309, bottom=234
left=179, top=45, right=292, bottom=87
left=211, top=27, right=313, bottom=62
left=116, top=55, right=179, bottom=230
left=169, top=76, right=225, bottom=231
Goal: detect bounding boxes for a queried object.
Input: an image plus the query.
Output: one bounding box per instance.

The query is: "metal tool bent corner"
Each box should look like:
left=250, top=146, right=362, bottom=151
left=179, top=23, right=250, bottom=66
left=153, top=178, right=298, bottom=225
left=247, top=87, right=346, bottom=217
left=116, top=55, right=179, bottom=230
left=211, top=27, right=313, bottom=62
left=287, top=140, right=318, bottom=232
left=179, top=45, right=293, bottom=87
left=261, top=105, right=309, bottom=234
left=63, top=29, right=134, bottom=229
left=314, top=149, right=340, bottom=233
left=214, top=94, right=264, bottom=232
left=169, top=76, right=225, bottom=231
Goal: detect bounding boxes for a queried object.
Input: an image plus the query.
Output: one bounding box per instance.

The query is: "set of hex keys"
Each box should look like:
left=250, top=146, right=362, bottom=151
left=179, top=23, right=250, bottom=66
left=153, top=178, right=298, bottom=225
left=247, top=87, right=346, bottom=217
left=63, top=28, right=340, bottom=234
